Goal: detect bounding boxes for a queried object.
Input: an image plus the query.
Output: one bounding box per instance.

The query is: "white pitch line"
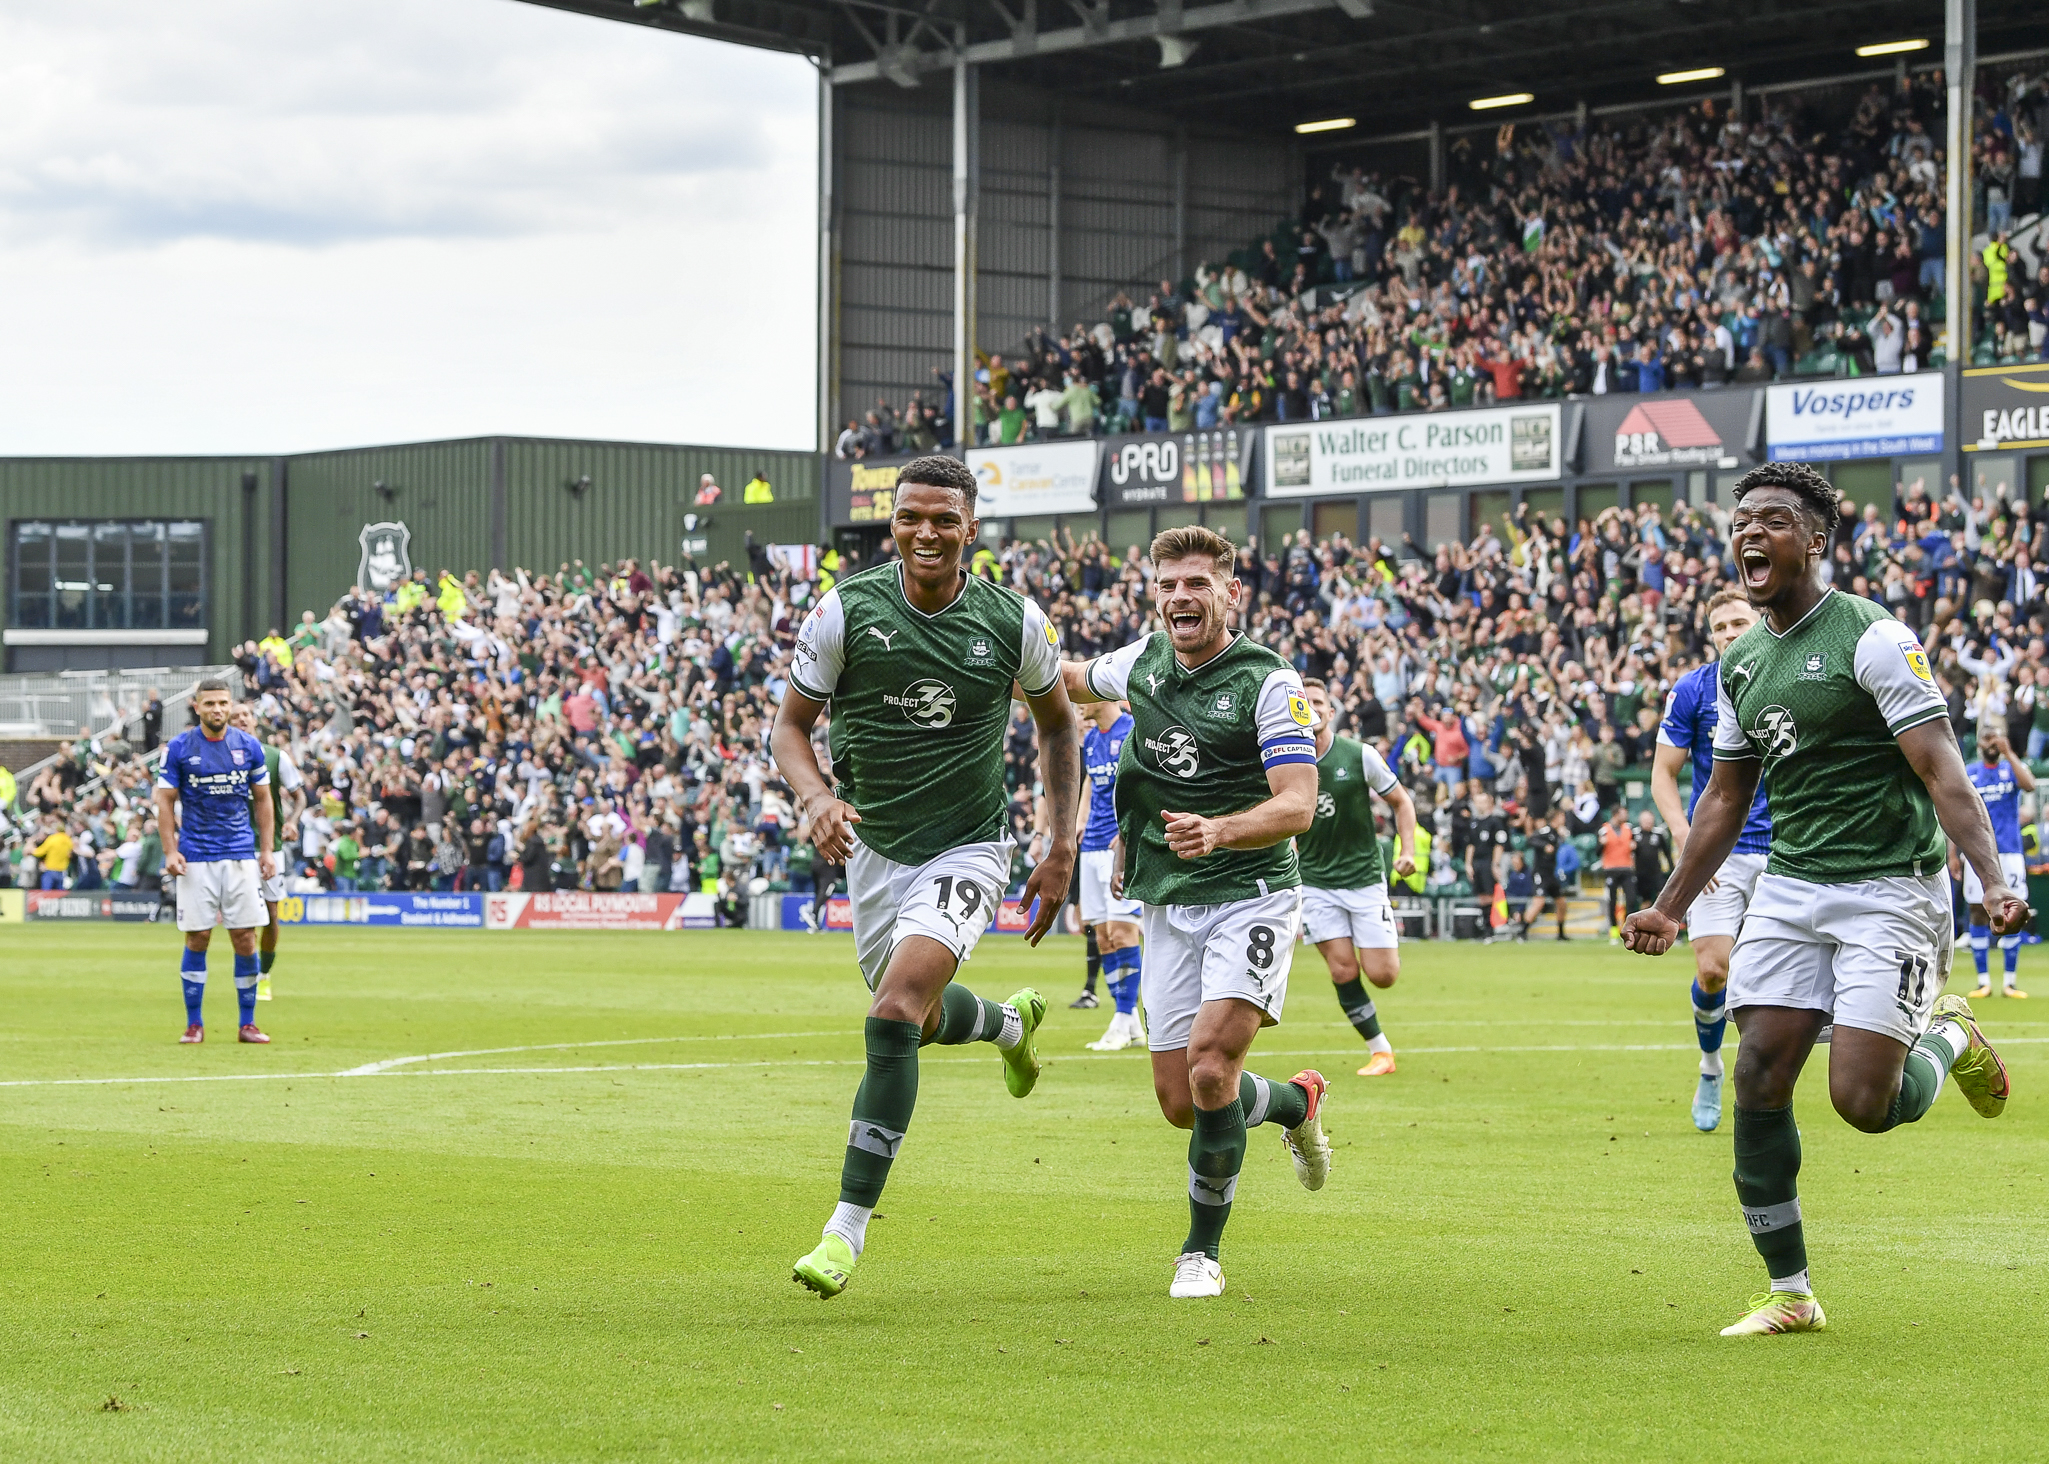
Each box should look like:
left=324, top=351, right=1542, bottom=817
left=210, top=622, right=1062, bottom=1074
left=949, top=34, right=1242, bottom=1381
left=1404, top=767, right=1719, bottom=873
left=9, top=1036, right=2048, bottom=1092
left=336, top=1029, right=852, bottom=1077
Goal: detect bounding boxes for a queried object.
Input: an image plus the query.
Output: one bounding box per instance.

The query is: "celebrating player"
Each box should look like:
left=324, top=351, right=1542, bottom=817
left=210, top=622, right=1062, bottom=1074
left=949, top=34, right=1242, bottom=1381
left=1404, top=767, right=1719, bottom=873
left=1623, top=463, right=2019, bottom=1337
left=1650, top=587, right=1772, bottom=1132
left=1296, top=678, right=1417, bottom=1076
left=230, top=702, right=306, bottom=1001
left=1955, top=725, right=2033, bottom=999
left=154, top=680, right=277, bottom=1044
left=1077, top=697, right=1146, bottom=1051
left=1064, top=525, right=1331, bottom=1300
left=772, top=455, right=1081, bottom=1300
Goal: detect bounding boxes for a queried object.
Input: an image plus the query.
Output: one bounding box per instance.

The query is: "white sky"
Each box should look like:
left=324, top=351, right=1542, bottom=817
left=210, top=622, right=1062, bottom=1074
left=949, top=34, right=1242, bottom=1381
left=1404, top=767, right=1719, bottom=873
left=0, top=0, right=818, bottom=456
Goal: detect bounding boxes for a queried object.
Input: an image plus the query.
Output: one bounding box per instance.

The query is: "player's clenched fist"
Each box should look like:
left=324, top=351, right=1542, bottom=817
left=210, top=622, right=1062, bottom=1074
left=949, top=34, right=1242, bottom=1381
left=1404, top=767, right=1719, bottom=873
left=1620, top=906, right=1681, bottom=955
left=804, top=793, right=862, bottom=865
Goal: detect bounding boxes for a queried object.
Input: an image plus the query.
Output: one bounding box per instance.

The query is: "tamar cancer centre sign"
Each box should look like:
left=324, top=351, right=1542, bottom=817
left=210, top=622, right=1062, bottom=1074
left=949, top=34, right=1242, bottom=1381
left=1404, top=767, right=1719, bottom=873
left=1263, top=403, right=1560, bottom=498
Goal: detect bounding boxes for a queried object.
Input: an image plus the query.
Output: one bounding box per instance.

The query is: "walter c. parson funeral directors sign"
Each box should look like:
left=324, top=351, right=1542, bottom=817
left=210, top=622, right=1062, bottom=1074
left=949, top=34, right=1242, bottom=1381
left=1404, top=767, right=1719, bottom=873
left=1264, top=403, right=1561, bottom=497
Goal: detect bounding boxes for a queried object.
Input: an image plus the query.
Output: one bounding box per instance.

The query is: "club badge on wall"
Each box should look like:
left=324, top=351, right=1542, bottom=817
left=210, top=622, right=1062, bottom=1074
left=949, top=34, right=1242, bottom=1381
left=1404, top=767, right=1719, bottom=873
left=357, top=521, right=412, bottom=594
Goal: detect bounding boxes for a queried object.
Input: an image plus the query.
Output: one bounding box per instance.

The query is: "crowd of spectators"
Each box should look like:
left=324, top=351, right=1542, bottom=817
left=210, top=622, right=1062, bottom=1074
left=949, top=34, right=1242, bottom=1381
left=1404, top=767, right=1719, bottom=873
left=10, top=458, right=2049, bottom=919
left=835, top=62, right=2049, bottom=460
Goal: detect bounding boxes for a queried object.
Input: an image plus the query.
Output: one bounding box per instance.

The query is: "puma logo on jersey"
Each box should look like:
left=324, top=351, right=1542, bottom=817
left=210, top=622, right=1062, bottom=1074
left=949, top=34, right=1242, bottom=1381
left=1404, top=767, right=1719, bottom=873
left=867, top=626, right=899, bottom=650
left=1145, top=671, right=1163, bottom=695
left=1729, top=662, right=1754, bottom=684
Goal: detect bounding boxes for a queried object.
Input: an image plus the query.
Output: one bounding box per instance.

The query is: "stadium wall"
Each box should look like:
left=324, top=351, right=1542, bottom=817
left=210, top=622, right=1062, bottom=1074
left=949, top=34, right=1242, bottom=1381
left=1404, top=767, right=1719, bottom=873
left=3, top=437, right=821, bottom=672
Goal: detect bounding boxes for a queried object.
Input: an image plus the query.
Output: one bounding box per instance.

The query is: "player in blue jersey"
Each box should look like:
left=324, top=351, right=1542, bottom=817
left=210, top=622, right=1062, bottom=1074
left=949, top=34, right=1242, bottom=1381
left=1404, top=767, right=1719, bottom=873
left=154, top=679, right=278, bottom=1045
left=1955, top=724, right=2033, bottom=999
left=1651, top=588, right=1772, bottom=1132
left=1076, top=698, right=1146, bottom=1050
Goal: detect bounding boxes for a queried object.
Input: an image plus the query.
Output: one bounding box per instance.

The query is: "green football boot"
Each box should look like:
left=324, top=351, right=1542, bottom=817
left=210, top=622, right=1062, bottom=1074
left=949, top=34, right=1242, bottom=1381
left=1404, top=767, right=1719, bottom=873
left=1720, top=1289, right=1826, bottom=1336
left=791, top=1233, right=858, bottom=1298
left=1933, top=994, right=2010, bottom=1119
left=1002, top=988, right=1046, bottom=1098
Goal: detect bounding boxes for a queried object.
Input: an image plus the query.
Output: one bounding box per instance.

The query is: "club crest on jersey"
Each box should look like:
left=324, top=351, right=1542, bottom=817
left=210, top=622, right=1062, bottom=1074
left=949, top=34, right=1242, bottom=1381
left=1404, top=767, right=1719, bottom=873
left=231, top=748, right=245, bottom=766
left=1144, top=725, right=1201, bottom=779
left=1335, top=766, right=1349, bottom=779
left=970, top=637, right=990, bottom=658
left=1798, top=651, right=1827, bottom=682
left=885, top=678, right=956, bottom=728
left=1750, top=705, right=1798, bottom=760
left=1210, top=692, right=1234, bottom=716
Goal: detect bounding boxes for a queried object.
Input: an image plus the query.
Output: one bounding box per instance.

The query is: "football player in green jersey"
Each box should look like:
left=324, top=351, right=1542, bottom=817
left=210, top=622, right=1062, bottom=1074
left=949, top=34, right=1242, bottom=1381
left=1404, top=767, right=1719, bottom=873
left=1063, top=525, right=1333, bottom=1299
left=230, top=702, right=304, bottom=1001
left=772, top=456, right=1081, bottom=1299
left=1296, top=679, right=1417, bottom=1077
left=1624, top=462, right=2022, bottom=1337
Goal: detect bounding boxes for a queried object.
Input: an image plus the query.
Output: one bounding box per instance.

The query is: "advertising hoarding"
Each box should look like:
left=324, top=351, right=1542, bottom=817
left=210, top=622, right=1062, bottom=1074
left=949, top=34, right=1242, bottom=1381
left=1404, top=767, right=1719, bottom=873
left=1961, top=364, right=2049, bottom=453
left=1765, top=377, right=1944, bottom=460
left=1264, top=403, right=1562, bottom=498
left=1582, top=390, right=1758, bottom=472
left=485, top=891, right=715, bottom=930
left=966, top=441, right=1100, bottom=517
left=1099, top=429, right=1254, bottom=506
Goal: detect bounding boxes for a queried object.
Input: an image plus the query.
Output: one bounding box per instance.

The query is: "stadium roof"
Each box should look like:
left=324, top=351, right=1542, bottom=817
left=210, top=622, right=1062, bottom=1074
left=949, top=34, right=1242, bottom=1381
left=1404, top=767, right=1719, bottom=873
left=517, top=0, right=2038, bottom=136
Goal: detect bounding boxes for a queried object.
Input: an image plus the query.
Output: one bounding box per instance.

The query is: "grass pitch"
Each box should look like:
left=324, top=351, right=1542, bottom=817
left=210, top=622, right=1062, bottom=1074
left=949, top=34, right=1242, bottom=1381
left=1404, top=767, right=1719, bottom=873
left=3, top=924, right=2046, bottom=1462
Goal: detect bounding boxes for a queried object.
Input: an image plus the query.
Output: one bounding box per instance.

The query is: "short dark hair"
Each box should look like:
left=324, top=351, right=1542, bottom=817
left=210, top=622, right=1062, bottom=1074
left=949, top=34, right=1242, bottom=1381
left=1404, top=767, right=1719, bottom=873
left=896, top=454, right=978, bottom=513
left=194, top=677, right=231, bottom=697
left=1734, top=462, right=1840, bottom=538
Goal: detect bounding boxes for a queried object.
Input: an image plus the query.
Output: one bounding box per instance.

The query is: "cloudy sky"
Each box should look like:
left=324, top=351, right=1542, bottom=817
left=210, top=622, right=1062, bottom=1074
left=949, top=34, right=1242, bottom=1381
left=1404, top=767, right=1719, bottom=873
left=0, top=0, right=818, bottom=455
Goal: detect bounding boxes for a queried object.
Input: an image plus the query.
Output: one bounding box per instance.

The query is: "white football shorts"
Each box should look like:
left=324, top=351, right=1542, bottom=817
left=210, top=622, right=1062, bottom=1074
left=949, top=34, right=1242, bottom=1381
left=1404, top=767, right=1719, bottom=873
left=175, top=859, right=269, bottom=933
left=1140, top=887, right=1302, bottom=1052
left=1728, top=871, right=1951, bottom=1048
left=1686, top=850, right=1768, bottom=942
left=1300, top=881, right=1398, bottom=951
left=1961, top=852, right=2029, bottom=908
left=1078, top=847, right=1142, bottom=926
left=846, top=836, right=1013, bottom=991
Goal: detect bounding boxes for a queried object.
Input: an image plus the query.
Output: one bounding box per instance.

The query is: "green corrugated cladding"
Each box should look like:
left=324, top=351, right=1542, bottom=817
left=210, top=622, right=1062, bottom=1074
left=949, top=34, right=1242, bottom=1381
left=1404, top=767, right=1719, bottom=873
left=283, top=439, right=496, bottom=612
left=503, top=438, right=821, bottom=584
left=0, top=455, right=280, bottom=661
left=279, top=437, right=823, bottom=617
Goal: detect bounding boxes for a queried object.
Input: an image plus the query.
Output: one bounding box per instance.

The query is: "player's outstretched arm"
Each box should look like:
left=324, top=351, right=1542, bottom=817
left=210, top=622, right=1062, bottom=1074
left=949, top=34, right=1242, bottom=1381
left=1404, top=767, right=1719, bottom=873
left=1622, top=757, right=1759, bottom=955
left=1162, top=762, right=1317, bottom=859
left=1899, top=719, right=2032, bottom=935
left=1018, top=679, right=1081, bottom=945
left=770, top=689, right=861, bottom=866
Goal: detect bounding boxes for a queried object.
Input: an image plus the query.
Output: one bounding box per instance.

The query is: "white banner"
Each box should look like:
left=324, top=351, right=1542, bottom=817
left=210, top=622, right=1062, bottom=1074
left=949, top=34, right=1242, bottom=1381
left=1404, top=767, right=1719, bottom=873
left=966, top=441, right=1100, bottom=517
left=1766, top=377, right=1944, bottom=461
left=1263, top=404, right=1561, bottom=498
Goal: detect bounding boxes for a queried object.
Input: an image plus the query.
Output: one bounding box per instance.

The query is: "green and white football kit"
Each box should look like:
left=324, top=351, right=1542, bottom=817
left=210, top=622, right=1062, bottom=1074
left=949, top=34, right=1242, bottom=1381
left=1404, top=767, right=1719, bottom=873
left=254, top=743, right=302, bottom=904
left=789, top=563, right=1063, bottom=987
left=1083, top=632, right=1319, bottom=1052
left=1712, top=590, right=1953, bottom=1047
left=1297, top=735, right=1402, bottom=952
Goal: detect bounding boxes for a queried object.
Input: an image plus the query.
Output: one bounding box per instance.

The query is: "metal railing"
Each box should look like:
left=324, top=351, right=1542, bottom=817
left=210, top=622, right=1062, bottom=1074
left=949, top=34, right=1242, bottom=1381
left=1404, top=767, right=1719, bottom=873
left=3, top=667, right=243, bottom=798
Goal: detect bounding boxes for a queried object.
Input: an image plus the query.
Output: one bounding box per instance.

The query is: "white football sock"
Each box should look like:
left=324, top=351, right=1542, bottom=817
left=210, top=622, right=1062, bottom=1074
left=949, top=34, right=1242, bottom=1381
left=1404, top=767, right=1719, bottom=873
left=1700, top=1050, right=1725, bottom=1078
left=1367, top=1034, right=1393, bottom=1055
left=995, top=1004, right=1023, bottom=1051
left=824, top=1202, right=873, bottom=1257
left=1770, top=1269, right=1810, bottom=1296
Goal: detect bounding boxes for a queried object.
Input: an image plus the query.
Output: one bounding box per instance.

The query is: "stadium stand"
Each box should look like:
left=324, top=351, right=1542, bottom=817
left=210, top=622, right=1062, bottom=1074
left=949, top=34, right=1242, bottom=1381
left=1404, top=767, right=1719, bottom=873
left=834, top=62, right=2049, bottom=457
left=11, top=461, right=2049, bottom=923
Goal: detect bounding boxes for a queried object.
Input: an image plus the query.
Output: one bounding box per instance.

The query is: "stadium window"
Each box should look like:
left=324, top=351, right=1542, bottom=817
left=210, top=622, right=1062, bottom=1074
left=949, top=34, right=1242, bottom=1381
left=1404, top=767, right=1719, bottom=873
left=1897, top=456, right=1942, bottom=506
left=7, top=519, right=207, bottom=633
left=1829, top=460, right=1893, bottom=510
left=1104, top=510, right=1151, bottom=556
left=1424, top=492, right=1462, bottom=552
left=1518, top=487, right=1565, bottom=529
left=1575, top=482, right=1619, bottom=522
left=2029, top=455, right=2049, bottom=501
left=1260, top=503, right=1304, bottom=548
left=1711, top=470, right=1748, bottom=507
left=1469, top=490, right=1511, bottom=546
left=1311, top=498, right=1358, bottom=544
left=1629, top=479, right=1675, bottom=514
left=1366, top=493, right=1406, bottom=549
left=1971, top=455, right=2017, bottom=507
left=1010, top=514, right=1059, bottom=545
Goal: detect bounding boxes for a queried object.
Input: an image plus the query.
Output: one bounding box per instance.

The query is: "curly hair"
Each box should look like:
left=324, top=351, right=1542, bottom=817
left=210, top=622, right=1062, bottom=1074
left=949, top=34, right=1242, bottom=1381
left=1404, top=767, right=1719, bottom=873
left=896, top=454, right=979, bottom=513
left=1733, top=461, right=1840, bottom=538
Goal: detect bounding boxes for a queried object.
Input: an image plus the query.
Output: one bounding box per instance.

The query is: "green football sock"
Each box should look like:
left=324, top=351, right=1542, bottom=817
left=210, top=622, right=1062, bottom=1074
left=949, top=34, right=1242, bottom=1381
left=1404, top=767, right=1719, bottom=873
left=1332, top=977, right=1382, bottom=1040
left=1732, top=1104, right=1806, bottom=1283
left=1183, top=1099, right=1247, bottom=1260
left=926, top=982, right=1011, bottom=1046
left=1238, top=1070, right=1308, bottom=1129
left=1878, top=1023, right=1966, bottom=1130
left=839, top=1017, right=922, bottom=1207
